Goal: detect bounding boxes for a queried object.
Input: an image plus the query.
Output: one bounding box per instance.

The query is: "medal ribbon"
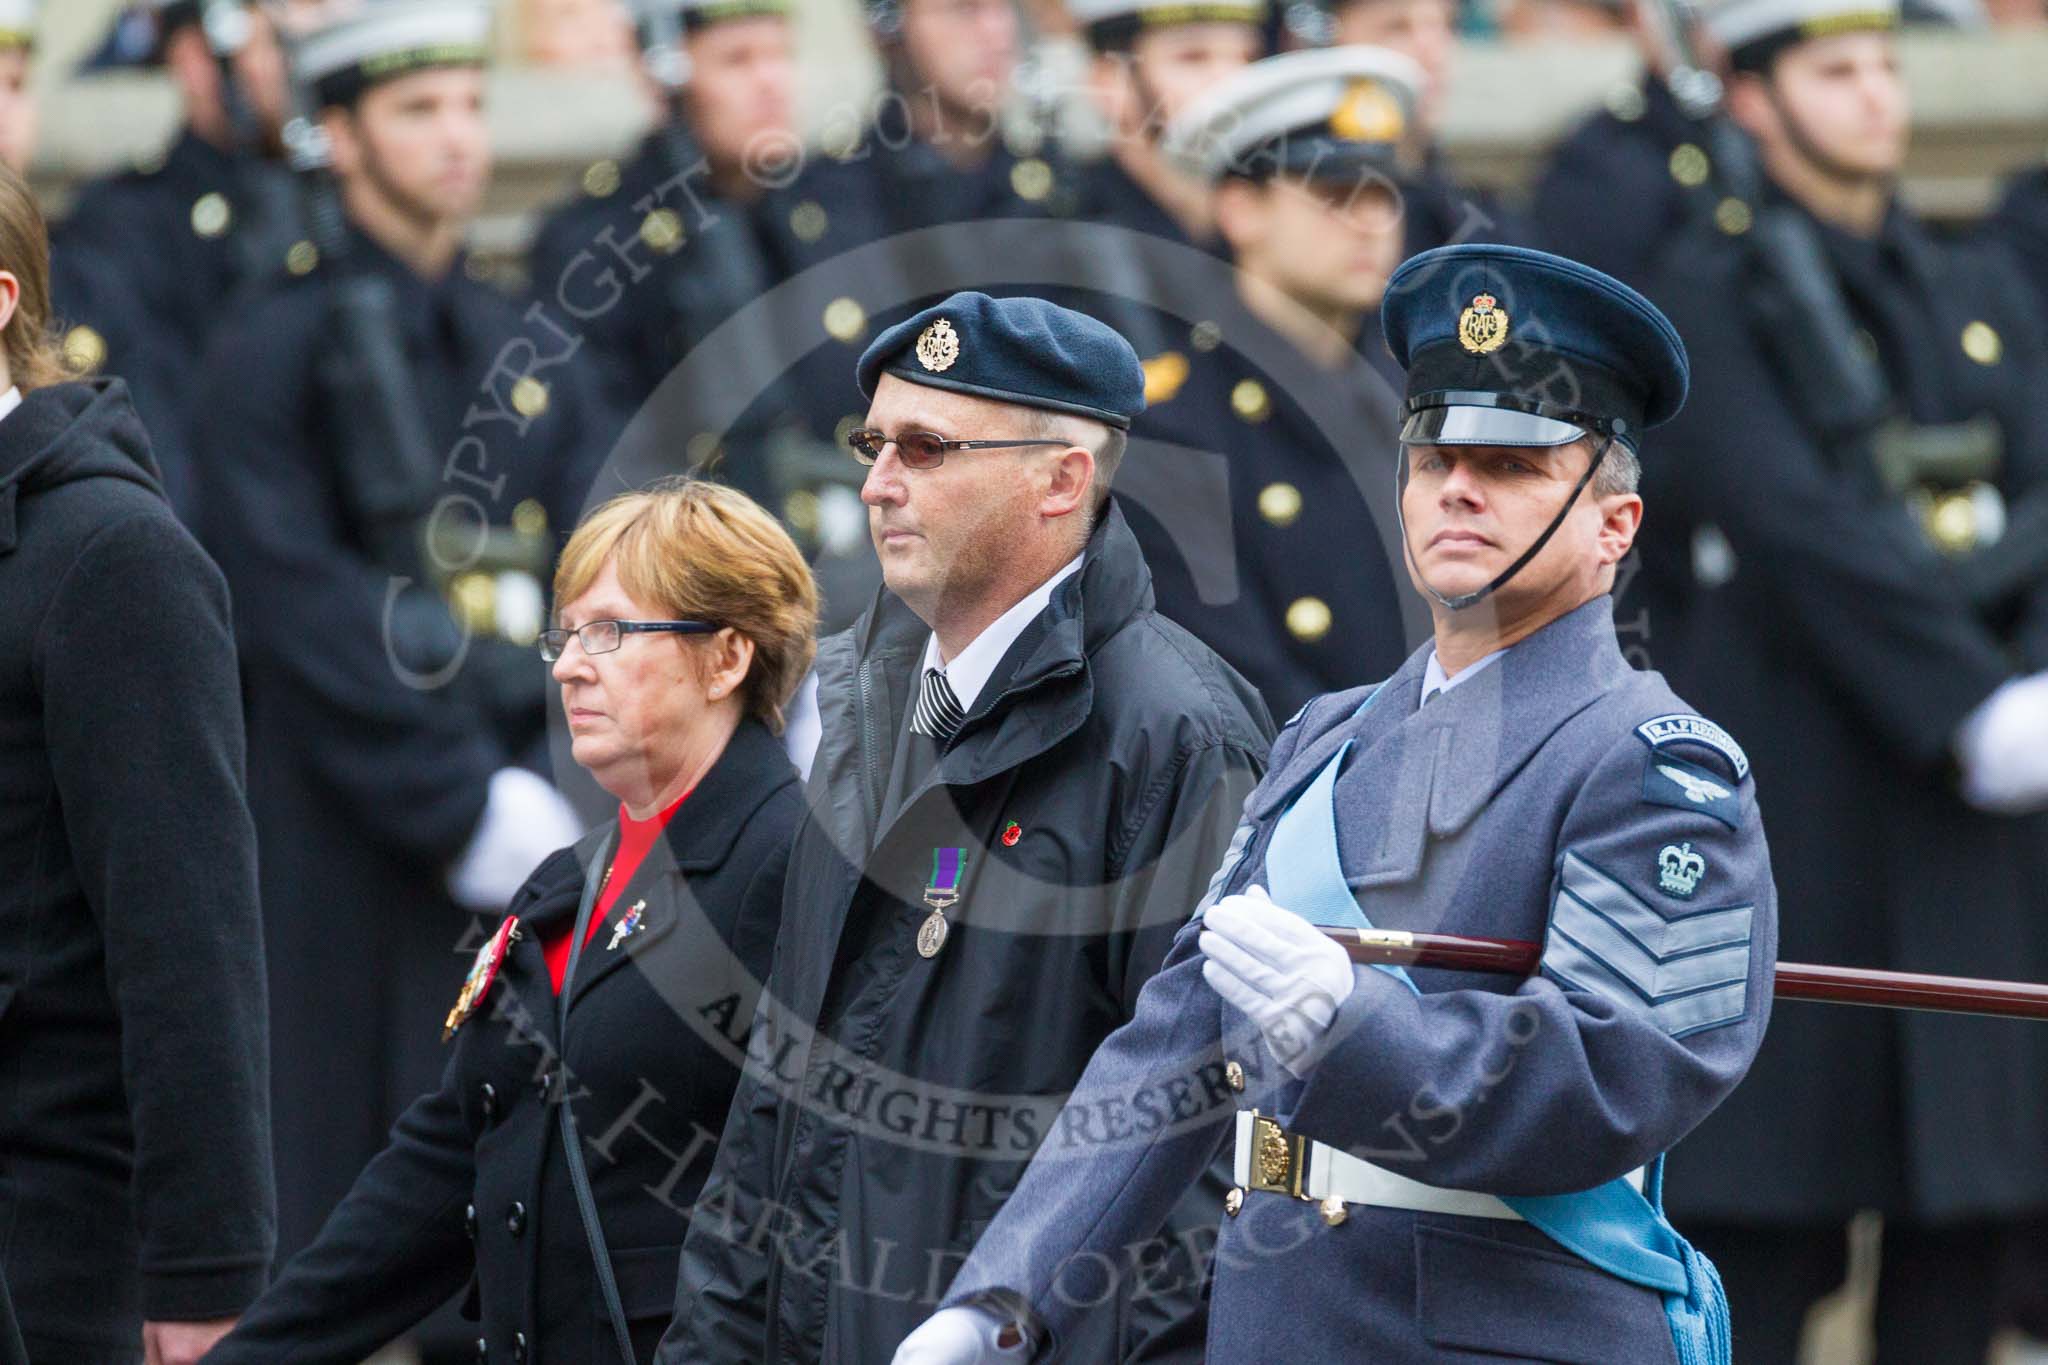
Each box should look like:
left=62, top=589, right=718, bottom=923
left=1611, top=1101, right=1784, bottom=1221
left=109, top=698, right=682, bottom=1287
left=926, top=847, right=966, bottom=908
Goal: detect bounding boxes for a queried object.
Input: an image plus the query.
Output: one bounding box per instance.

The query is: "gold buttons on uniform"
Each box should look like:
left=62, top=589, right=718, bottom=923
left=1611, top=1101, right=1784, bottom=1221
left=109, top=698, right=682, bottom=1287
left=62, top=324, right=106, bottom=374
left=1605, top=83, right=1647, bottom=123
left=286, top=240, right=320, bottom=275
left=784, top=489, right=821, bottom=535
left=1225, top=1188, right=1244, bottom=1217
left=1319, top=1196, right=1349, bottom=1227
left=582, top=159, right=621, bottom=198
left=823, top=296, right=868, bottom=343
left=640, top=208, right=685, bottom=255
left=1011, top=158, right=1054, bottom=203
left=1961, top=321, right=2002, bottom=366
left=510, top=377, right=550, bottom=420
left=1258, top=482, right=1302, bottom=528
left=1142, top=351, right=1189, bottom=405
left=1230, top=379, right=1270, bottom=423
left=1189, top=321, right=1223, bottom=352
left=1667, top=144, right=1709, bottom=189
left=512, top=499, right=549, bottom=538
left=1286, top=596, right=1332, bottom=643
left=1714, top=198, right=1753, bottom=236
left=1225, top=1060, right=1246, bottom=1092
left=789, top=200, right=829, bottom=243
left=190, top=192, right=234, bottom=239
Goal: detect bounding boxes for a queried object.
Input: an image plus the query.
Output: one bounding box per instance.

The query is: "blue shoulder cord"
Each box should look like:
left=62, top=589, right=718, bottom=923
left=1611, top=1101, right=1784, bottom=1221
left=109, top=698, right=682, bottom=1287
left=1260, top=689, right=1731, bottom=1365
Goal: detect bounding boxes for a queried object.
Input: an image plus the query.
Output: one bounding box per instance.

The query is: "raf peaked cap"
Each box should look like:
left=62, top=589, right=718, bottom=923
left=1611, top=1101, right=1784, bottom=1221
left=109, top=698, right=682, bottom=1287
left=1381, top=243, right=1690, bottom=454
left=856, top=292, right=1146, bottom=430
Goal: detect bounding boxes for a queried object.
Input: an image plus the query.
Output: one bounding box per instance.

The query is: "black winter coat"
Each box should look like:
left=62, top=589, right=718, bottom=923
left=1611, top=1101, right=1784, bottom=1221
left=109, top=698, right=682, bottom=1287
left=662, top=506, right=1273, bottom=1363
left=1635, top=200, right=2048, bottom=1223
left=0, top=381, right=272, bottom=1361
left=207, top=718, right=801, bottom=1365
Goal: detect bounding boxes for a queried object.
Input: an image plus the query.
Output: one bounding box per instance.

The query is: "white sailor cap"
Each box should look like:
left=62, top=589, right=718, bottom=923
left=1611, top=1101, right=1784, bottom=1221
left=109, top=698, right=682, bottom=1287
left=1065, top=0, right=1269, bottom=49
left=633, top=0, right=790, bottom=31
left=0, top=0, right=37, bottom=51
left=1162, top=45, right=1422, bottom=184
left=295, top=0, right=491, bottom=106
left=1700, top=0, right=1899, bottom=68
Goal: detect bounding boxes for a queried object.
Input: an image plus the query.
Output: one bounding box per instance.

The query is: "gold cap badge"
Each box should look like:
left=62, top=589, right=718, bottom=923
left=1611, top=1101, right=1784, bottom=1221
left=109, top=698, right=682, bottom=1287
left=1329, top=80, right=1404, bottom=143
left=916, top=318, right=961, bottom=372
left=1457, top=292, right=1509, bottom=355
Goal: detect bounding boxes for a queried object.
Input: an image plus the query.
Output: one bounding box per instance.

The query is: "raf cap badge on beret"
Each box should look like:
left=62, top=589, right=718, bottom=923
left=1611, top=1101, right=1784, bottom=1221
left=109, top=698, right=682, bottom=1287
left=916, top=319, right=961, bottom=373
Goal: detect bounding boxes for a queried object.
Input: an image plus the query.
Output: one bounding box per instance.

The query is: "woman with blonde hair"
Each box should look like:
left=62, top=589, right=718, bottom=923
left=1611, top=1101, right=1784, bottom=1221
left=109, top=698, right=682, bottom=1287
left=210, top=478, right=821, bottom=1364
left=0, top=163, right=273, bottom=1365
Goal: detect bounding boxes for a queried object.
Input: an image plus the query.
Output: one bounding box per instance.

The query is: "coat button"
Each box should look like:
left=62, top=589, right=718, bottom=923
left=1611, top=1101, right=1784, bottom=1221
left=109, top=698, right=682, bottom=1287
left=474, top=1339, right=488, bottom=1363
left=1320, top=1195, right=1349, bottom=1227
left=1225, top=1060, right=1246, bottom=1092
left=506, top=1201, right=527, bottom=1236
left=1225, top=1187, right=1244, bottom=1217
left=464, top=1203, right=477, bottom=1241
left=479, top=1082, right=498, bottom=1123
left=535, top=1070, right=553, bottom=1103
left=512, top=1332, right=529, bottom=1363
left=1286, top=597, right=1332, bottom=643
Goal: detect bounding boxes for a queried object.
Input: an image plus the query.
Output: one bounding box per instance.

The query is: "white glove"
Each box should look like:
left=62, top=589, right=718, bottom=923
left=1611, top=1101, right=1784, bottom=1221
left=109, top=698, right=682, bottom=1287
left=1200, top=886, right=1357, bottom=1079
left=1954, top=673, right=2048, bottom=815
left=892, top=1307, right=1029, bottom=1364
left=447, top=767, right=585, bottom=911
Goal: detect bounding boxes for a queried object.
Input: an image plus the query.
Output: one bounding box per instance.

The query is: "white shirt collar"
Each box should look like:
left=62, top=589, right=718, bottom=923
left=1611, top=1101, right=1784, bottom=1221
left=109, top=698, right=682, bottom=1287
left=0, top=387, right=22, bottom=425
left=1421, top=644, right=1505, bottom=708
left=920, top=554, right=1085, bottom=715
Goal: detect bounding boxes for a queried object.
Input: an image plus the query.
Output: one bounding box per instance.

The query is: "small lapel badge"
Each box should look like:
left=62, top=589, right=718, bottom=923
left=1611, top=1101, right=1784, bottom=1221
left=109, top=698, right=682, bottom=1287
left=1000, top=821, right=1022, bottom=848
left=1458, top=292, right=1510, bottom=355
left=606, top=900, right=647, bottom=952
left=1658, top=843, right=1706, bottom=899
left=444, top=915, right=519, bottom=1041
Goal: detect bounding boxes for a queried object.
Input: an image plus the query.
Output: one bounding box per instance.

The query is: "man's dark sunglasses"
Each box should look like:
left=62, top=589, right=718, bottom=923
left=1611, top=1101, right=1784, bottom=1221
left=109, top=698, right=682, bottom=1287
left=846, top=427, right=1069, bottom=469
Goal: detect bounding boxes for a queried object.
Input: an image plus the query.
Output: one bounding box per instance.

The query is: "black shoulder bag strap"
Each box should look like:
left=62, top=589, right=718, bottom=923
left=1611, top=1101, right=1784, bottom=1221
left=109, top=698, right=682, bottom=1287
left=557, top=829, right=642, bottom=1363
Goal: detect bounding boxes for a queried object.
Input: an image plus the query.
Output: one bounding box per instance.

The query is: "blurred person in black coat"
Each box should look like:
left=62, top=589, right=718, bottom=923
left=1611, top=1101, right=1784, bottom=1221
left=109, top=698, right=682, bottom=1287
left=208, top=481, right=818, bottom=1365
left=1634, top=0, right=2048, bottom=1357
left=192, top=0, right=609, bottom=1285
left=1530, top=0, right=1720, bottom=287
left=0, top=165, right=271, bottom=1365
left=1982, top=163, right=2048, bottom=312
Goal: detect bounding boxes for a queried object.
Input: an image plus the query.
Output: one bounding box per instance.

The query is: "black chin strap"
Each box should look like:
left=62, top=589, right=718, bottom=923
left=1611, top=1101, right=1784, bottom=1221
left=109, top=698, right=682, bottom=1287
left=1396, top=436, right=1615, bottom=613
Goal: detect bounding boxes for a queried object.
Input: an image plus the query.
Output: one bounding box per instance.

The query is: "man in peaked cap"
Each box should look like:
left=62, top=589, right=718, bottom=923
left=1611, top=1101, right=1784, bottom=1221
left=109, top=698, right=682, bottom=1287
left=897, top=245, right=1775, bottom=1364
left=1108, top=46, right=1417, bottom=727
left=1631, top=0, right=2048, bottom=1357
left=192, top=0, right=610, bottom=1315
left=661, top=292, right=1271, bottom=1363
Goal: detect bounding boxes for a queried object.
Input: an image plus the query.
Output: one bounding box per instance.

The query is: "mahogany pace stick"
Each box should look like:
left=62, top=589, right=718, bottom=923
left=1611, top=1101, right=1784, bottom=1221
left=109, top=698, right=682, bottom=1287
left=1323, top=928, right=2048, bottom=1022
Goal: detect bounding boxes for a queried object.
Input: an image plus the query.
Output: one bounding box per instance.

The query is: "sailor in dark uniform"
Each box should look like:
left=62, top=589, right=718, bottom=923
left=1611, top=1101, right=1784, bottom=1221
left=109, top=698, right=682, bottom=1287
left=1530, top=2, right=1719, bottom=287
left=191, top=0, right=611, bottom=1296
left=1325, top=0, right=1529, bottom=257
left=1112, top=46, right=1419, bottom=721
left=54, top=1, right=297, bottom=519
left=1633, top=0, right=2048, bottom=1356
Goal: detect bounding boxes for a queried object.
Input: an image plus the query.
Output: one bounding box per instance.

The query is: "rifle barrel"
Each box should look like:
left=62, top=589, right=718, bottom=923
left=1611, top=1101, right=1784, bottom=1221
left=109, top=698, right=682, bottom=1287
left=1324, top=929, right=2048, bottom=1022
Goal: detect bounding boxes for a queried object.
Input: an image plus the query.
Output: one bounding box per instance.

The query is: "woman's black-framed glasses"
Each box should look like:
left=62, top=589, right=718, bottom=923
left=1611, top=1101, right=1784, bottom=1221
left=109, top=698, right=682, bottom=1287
left=846, top=427, right=1069, bottom=469
left=538, top=619, right=721, bottom=662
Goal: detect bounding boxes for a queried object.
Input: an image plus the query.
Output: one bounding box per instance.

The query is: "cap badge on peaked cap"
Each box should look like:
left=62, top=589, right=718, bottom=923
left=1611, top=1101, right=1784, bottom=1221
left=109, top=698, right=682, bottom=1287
left=1457, top=292, right=1509, bottom=355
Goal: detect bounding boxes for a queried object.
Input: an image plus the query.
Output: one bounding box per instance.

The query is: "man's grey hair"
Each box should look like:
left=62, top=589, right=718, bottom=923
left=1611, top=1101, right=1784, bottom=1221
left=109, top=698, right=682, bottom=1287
left=1025, top=408, right=1127, bottom=515
left=1592, top=439, right=1641, bottom=498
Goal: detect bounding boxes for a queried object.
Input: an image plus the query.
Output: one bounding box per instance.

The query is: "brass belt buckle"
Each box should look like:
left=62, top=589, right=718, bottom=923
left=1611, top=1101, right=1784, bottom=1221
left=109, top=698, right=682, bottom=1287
left=1247, top=1112, right=1308, bottom=1199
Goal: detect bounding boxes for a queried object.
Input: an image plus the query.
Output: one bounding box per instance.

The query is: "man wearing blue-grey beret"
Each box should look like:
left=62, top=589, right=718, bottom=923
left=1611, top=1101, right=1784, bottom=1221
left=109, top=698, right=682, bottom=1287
left=660, top=291, right=1273, bottom=1362
left=896, top=245, right=1779, bottom=1364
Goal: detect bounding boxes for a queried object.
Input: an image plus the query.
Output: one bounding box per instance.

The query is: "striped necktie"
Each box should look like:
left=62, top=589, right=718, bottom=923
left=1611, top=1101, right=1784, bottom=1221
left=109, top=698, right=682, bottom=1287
left=910, top=666, right=966, bottom=743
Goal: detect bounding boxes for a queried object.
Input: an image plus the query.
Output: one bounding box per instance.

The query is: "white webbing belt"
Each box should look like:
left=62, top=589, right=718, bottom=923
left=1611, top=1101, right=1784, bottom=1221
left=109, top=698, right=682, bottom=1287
left=1231, top=1111, right=1644, bottom=1220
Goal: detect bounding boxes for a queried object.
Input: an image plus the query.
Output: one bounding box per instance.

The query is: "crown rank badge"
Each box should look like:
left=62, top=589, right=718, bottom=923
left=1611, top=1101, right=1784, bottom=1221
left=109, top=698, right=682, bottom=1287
left=1657, top=842, right=1706, bottom=899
